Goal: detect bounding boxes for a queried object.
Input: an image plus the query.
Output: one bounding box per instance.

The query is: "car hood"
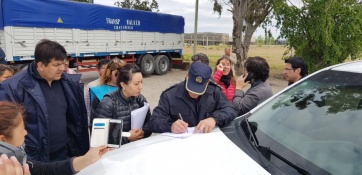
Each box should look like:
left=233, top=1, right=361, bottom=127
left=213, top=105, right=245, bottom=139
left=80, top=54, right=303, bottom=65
left=78, top=128, right=270, bottom=175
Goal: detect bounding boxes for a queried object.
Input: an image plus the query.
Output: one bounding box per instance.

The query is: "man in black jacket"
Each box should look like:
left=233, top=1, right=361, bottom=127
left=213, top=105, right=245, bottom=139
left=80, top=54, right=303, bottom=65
left=0, top=39, right=89, bottom=165
left=148, top=61, right=237, bottom=134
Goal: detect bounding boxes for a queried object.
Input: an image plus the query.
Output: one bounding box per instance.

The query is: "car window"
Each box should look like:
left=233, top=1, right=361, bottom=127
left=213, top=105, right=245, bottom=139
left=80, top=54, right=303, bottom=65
left=248, top=70, right=362, bottom=175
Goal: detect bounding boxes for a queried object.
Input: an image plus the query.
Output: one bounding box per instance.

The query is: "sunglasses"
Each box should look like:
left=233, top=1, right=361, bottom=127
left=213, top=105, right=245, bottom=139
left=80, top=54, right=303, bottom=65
left=107, top=58, right=124, bottom=70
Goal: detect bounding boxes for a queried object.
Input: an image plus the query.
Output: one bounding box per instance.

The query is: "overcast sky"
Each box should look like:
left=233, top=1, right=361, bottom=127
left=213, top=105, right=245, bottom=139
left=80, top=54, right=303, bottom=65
left=93, top=0, right=280, bottom=38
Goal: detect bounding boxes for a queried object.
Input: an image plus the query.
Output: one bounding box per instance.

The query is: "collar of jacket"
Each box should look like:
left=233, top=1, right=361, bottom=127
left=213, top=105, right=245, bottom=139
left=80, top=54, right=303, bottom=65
left=25, top=61, right=81, bottom=88
left=116, top=89, right=138, bottom=104
left=175, top=79, right=214, bottom=98
left=174, top=80, right=214, bottom=115
left=250, top=79, right=264, bottom=88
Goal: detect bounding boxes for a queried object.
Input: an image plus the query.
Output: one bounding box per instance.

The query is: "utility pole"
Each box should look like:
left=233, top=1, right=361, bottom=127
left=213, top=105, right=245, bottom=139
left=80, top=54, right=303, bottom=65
left=193, top=0, right=199, bottom=55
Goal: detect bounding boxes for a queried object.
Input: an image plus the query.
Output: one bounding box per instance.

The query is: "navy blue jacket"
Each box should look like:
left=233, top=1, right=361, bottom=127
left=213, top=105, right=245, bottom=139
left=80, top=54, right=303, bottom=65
left=0, top=62, right=89, bottom=162
left=148, top=80, right=238, bottom=133
left=0, top=47, right=6, bottom=64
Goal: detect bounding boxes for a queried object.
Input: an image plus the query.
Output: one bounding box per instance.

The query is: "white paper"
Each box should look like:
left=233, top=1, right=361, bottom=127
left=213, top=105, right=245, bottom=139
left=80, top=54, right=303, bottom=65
left=131, top=102, right=149, bottom=129
left=160, top=127, right=199, bottom=138
left=122, top=132, right=131, bottom=137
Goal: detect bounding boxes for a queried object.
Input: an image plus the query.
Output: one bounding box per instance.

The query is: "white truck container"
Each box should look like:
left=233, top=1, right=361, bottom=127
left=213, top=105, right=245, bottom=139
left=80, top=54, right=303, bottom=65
left=0, top=0, right=184, bottom=75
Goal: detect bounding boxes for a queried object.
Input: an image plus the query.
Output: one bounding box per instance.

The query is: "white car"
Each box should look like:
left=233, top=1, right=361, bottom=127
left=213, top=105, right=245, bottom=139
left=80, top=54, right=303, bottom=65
left=78, top=128, right=270, bottom=175
left=79, top=60, right=362, bottom=175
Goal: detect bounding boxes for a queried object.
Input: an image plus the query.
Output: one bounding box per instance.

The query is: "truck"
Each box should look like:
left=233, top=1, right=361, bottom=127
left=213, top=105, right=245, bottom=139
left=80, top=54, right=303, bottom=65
left=0, top=0, right=184, bottom=75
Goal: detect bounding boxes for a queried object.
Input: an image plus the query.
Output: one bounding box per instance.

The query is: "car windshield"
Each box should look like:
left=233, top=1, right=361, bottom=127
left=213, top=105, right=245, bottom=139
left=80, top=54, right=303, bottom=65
left=248, top=70, right=362, bottom=174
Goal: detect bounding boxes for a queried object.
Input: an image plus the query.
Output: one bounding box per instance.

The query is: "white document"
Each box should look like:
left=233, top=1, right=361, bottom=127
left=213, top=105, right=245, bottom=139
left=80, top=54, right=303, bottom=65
left=160, top=127, right=199, bottom=138
left=131, top=102, right=149, bottom=129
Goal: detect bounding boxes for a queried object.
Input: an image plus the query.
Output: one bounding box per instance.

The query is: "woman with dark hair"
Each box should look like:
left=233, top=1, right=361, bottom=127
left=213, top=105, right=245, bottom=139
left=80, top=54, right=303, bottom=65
left=0, top=101, right=111, bottom=175
left=213, top=56, right=236, bottom=101
left=232, top=56, right=273, bottom=116
left=93, top=63, right=151, bottom=144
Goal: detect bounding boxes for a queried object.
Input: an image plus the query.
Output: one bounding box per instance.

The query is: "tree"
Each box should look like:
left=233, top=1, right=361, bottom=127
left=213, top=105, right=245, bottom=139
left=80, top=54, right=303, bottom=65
left=274, top=0, right=362, bottom=72
left=212, top=0, right=276, bottom=75
left=115, top=0, right=159, bottom=12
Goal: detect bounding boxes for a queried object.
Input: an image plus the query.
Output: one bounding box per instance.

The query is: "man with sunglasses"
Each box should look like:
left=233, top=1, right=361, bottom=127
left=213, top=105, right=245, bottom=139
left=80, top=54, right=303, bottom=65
left=283, top=56, right=308, bottom=86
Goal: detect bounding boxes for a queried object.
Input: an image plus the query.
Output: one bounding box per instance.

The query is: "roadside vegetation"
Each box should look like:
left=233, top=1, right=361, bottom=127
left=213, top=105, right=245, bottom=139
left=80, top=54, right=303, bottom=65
left=183, top=44, right=287, bottom=76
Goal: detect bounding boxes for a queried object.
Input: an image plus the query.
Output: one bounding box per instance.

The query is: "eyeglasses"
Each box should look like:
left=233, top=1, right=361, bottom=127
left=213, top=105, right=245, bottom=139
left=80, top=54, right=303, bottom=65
left=191, top=55, right=201, bottom=61
left=107, top=58, right=124, bottom=70
left=284, top=68, right=295, bottom=71
left=191, top=54, right=209, bottom=65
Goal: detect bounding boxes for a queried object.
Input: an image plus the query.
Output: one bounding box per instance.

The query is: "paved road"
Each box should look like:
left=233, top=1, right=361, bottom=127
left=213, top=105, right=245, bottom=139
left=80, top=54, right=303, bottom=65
left=81, top=69, right=287, bottom=111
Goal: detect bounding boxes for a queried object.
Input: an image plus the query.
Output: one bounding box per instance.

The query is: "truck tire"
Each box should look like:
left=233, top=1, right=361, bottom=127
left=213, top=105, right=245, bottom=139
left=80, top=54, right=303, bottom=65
left=140, top=54, right=155, bottom=76
left=154, top=55, right=170, bottom=75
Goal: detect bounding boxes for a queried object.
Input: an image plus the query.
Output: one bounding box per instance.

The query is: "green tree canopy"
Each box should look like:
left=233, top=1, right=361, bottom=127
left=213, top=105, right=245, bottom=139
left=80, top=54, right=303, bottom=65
left=115, top=0, right=159, bottom=12
left=211, top=0, right=276, bottom=75
left=274, top=0, right=362, bottom=72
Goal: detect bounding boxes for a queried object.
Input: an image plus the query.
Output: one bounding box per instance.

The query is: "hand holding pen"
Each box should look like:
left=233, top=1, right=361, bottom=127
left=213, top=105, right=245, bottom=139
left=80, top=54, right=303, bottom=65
left=171, top=113, right=189, bottom=134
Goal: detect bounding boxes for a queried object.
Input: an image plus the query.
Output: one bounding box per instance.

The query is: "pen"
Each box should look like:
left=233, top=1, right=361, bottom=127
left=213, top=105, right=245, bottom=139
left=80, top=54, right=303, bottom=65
left=178, top=113, right=184, bottom=121
left=178, top=113, right=187, bottom=133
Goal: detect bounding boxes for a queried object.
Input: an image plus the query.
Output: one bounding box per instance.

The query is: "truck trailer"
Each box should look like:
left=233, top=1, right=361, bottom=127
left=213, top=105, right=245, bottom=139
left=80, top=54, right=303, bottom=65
left=0, top=0, right=184, bottom=75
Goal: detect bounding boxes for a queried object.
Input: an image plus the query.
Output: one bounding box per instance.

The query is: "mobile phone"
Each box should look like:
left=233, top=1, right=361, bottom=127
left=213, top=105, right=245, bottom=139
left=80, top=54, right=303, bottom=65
left=0, top=141, right=26, bottom=166
left=244, top=71, right=254, bottom=82
left=107, top=119, right=123, bottom=148
left=90, top=118, right=110, bottom=147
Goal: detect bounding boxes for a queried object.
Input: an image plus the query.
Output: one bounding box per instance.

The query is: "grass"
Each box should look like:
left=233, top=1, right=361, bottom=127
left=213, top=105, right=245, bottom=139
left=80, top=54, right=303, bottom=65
left=183, top=44, right=288, bottom=76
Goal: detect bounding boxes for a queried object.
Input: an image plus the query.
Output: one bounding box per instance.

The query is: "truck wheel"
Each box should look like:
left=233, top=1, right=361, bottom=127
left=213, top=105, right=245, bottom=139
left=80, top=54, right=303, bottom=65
left=140, top=54, right=155, bottom=76
left=154, top=55, right=170, bottom=75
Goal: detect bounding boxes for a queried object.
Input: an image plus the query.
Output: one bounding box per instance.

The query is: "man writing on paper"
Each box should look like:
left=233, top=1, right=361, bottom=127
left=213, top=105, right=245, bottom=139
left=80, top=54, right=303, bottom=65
left=148, top=62, right=237, bottom=134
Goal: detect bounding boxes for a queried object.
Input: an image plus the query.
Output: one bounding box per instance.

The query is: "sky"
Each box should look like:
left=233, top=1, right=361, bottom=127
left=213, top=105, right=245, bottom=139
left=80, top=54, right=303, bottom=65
left=93, top=0, right=280, bottom=38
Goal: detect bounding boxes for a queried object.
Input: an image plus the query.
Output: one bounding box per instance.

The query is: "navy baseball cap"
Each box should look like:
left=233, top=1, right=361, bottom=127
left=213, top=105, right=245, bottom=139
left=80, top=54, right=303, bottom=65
left=186, top=61, right=212, bottom=95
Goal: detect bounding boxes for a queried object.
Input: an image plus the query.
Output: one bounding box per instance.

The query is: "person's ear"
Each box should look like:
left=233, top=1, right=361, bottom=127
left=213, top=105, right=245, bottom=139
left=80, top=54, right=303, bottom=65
left=120, top=82, right=126, bottom=90
left=0, top=135, right=6, bottom=142
left=37, top=62, right=45, bottom=71
left=295, top=68, right=301, bottom=74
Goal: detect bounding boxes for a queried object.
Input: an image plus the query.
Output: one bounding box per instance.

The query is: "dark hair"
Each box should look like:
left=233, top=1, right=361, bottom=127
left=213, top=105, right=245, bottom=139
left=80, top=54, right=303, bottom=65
left=0, top=64, right=12, bottom=76
left=214, top=56, right=236, bottom=85
left=117, top=63, right=141, bottom=89
left=0, top=101, right=24, bottom=139
left=34, top=39, right=67, bottom=66
left=100, top=58, right=126, bottom=85
left=7, top=65, right=20, bottom=74
left=245, top=56, right=270, bottom=82
left=97, top=59, right=110, bottom=70
left=191, top=53, right=209, bottom=65
left=284, top=56, right=308, bottom=77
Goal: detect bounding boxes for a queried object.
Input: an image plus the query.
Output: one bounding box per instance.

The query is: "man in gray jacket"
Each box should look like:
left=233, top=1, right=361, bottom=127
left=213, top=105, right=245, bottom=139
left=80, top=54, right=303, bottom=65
left=232, top=56, right=273, bottom=116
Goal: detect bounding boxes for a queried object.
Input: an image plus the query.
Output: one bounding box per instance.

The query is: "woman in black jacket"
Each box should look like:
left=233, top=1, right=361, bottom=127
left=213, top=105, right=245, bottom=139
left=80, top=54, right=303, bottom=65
left=0, top=101, right=110, bottom=175
left=93, top=63, right=151, bottom=144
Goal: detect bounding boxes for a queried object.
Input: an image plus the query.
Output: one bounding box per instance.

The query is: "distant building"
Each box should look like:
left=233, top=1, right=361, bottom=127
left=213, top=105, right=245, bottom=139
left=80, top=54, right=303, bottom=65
left=184, top=32, right=259, bottom=46
left=184, top=32, right=229, bottom=45
left=227, top=36, right=256, bottom=45
left=275, top=39, right=287, bottom=45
